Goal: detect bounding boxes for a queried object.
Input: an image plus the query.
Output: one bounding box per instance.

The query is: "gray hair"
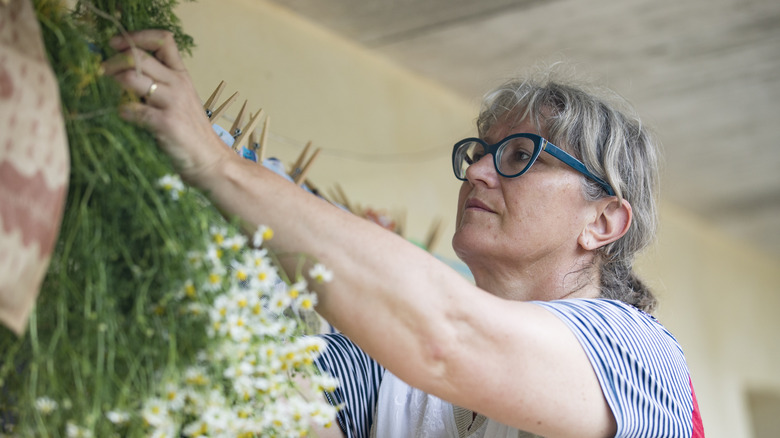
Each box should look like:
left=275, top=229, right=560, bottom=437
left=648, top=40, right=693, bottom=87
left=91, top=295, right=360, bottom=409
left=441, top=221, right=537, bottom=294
left=477, top=70, right=661, bottom=313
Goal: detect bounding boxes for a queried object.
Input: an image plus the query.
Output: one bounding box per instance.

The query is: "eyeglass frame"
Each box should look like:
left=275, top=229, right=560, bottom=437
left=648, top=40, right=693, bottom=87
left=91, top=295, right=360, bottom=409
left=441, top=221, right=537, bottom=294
left=451, top=133, right=616, bottom=196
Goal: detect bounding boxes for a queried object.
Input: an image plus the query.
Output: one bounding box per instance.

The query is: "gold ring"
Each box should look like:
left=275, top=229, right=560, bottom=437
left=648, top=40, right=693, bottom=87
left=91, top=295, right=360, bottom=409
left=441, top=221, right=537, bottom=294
left=145, top=81, right=158, bottom=98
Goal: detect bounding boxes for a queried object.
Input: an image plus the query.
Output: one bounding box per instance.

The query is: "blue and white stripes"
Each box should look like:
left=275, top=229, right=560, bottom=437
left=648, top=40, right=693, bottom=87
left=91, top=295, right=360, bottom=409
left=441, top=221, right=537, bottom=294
left=315, top=333, right=386, bottom=438
left=534, top=299, right=695, bottom=438
left=314, top=299, right=698, bottom=437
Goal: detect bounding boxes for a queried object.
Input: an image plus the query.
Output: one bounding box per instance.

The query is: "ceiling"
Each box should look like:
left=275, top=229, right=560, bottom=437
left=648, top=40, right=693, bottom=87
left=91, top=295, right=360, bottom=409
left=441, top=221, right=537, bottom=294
left=267, top=0, right=780, bottom=258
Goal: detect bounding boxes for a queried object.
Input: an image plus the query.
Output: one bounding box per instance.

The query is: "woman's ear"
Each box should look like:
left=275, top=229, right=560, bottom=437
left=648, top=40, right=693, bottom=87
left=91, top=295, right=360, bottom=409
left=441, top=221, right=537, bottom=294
left=578, top=198, right=632, bottom=251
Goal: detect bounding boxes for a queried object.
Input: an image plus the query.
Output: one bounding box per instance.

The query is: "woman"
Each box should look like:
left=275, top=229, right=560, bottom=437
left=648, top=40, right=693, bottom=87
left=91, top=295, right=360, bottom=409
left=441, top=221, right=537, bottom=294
left=105, top=30, right=703, bottom=437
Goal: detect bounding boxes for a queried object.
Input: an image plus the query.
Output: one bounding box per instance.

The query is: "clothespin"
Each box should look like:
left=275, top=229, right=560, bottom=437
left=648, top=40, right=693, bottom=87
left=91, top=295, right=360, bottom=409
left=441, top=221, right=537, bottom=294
left=290, top=141, right=312, bottom=178
left=209, top=91, right=239, bottom=122
left=256, top=115, right=271, bottom=163
left=232, top=108, right=265, bottom=153
left=293, top=147, right=321, bottom=186
left=203, top=80, right=226, bottom=118
left=230, top=100, right=249, bottom=138
left=328, top=183, right=353, bottom=212
left=395, top=209, right=407, bottom=237
left=290, top=141, right=320, bottom=185
left=424, top=217, right=443, bottom=253
left=247, top=111, right=266, bottom=160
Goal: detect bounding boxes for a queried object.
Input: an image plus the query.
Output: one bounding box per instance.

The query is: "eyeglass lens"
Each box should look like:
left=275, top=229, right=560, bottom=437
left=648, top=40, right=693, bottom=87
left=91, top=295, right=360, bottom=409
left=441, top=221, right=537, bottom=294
left=455, top=137, right=538, bottom=179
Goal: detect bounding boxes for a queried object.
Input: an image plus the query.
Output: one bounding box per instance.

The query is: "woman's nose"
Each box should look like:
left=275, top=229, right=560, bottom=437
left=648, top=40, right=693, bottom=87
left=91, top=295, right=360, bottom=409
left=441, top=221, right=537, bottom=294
left=464, top=153, right=499, bottom=185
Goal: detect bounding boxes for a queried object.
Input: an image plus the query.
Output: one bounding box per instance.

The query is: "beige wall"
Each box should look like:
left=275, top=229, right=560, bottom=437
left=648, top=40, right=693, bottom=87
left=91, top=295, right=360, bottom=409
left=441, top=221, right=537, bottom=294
left=177, top=1, right=780, bottom=437
left=178, top=0, right=475, bottom=255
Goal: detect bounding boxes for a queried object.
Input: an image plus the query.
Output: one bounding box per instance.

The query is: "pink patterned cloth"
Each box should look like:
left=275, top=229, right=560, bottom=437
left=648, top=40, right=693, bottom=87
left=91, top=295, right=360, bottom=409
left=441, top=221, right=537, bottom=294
left=0, top=0, right=69, bottom=335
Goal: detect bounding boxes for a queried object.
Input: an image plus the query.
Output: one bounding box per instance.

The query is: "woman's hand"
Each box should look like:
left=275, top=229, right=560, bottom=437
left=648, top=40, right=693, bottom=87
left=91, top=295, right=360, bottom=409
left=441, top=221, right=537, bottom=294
left=102, top=30, right=231, bottom=186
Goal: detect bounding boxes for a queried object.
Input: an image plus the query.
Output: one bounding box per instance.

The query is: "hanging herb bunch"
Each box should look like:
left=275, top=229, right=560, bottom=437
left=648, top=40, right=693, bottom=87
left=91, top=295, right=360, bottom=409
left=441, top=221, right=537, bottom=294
left=0, top=1, right=337, bottom=436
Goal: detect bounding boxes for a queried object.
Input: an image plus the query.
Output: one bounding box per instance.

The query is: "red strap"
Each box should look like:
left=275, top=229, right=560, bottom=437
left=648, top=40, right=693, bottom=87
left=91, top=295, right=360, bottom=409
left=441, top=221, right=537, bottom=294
left=690, top=377, right=705, bottom=437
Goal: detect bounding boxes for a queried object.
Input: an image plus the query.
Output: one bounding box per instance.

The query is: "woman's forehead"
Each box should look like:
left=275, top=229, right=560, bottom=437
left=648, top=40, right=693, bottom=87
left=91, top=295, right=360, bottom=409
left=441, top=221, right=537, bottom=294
left=482, top=111, right=544, bottom=142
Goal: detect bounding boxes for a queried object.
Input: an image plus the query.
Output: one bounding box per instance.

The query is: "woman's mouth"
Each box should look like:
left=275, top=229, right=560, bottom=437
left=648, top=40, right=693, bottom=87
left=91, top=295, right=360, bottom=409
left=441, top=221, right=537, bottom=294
left=465, top=198, right=494, bottom=213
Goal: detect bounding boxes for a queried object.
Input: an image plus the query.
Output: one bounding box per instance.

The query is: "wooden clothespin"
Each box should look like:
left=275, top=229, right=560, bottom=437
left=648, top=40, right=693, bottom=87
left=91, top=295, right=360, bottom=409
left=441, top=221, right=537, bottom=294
left=209, top=91, right=239, bottom=123
left=328, top=183, right=353, bottom=212
left=203, top=80, right=226, bottom=118
left=230, top=100, right=249, bottom=138
left=256, top=115, right=270, bottom=163
left=424, top=217, right=443, bottom=253
left=290, top=141, right=313, bottom=177
left=247, top=111, right=268, bottom=161
left=293, top=147, right=321, bottom=186
left=232, top=108, right=265, bottom=153
left=395, top=209, right=407, bottom=238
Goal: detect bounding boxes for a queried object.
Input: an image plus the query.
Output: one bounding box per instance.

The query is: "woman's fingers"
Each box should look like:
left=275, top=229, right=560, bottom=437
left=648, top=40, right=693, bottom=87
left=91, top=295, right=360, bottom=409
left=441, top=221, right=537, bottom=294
left=102, top=48, right=172, bottom=79
left=109, top=30, right=186, bottom=72
left=111, top=68, right=159, bottom=102
left=106, top=29, right=234, bottom=184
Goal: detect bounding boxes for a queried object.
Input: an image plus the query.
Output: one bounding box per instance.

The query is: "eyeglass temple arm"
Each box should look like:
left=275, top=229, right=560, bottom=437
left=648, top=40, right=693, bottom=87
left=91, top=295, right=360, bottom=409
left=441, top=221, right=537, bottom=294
left=541, top=140, right=616, bottom=196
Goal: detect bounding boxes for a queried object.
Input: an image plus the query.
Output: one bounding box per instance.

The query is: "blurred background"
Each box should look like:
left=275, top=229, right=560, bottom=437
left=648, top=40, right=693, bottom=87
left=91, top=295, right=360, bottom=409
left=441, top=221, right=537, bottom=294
left=176, top=1, right=780, bottom=436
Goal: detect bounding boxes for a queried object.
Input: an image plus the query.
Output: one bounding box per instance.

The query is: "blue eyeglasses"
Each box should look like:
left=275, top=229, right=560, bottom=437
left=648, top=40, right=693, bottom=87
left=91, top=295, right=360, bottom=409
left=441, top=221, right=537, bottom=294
left=452, top=133, right=615, bottom=196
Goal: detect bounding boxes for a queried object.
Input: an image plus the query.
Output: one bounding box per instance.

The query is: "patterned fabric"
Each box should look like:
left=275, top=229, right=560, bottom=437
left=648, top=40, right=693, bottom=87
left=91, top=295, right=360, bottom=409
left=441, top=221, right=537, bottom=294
left=315, top=333, right=385, bottom=438
left=315, top=299, right=703, bottom=438
left=535, top=299, right=700, bottom=437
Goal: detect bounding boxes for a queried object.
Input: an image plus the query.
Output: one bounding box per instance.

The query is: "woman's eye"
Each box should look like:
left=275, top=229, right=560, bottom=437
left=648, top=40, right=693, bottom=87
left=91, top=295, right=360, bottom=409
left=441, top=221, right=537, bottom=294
left=466, top=152, right=484, bottom=165
left=512, top=149, right=531, bottom=162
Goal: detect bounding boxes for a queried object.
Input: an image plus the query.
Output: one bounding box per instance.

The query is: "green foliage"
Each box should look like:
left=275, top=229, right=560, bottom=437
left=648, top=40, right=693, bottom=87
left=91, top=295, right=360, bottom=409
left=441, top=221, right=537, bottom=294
left=0, top=1, right=230, bottom=436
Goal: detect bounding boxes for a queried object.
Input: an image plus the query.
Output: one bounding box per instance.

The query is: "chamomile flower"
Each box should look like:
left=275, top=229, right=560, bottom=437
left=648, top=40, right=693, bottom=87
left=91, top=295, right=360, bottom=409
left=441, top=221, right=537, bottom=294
left=229, top=288, right=258, bottom=311
left=268, top=291, right=292, bottom=314
left=186, top=250, right=205, bottom=270
left=183, top=366, right=210, bottom=387
left=302, top=335, right=327, bottom=355
left=252, top=225, right=274, bottom=247
left=226, top=314, right=251, bottom=342
left=251, top=262, right=278, bottom=291
left=163, top=382, right=185, bottom=411
left=66, top=422, right=93, bottom=438
left=293, top=292, right=318, bottom=313
left=148, top=420, right=177, bottom=438
left=106, top=410, right=131, bottom=425
left=310, top=402, right=339, bottom=429
left=224, top=360, right=255, bottom=380
left=311, top=374, right=339, bottom=393
left=223, top=234, right=248, bottom=252
left=157, top=174, right=185, bottom=200
left=209, top=225, right=229, bottom=247
left=231, top=375, right=256, bottom=401
left=203, top=263, right=227, bottom=292
left=205, top=243, right=224, bottom=266
left=182, top=279, right=197, bottom=299
left=185, top=302, right=207, bottom=316
left=182, top=419, right=208, bottom=437
left=141, top=397, right=170, bottom=427
left=202, top=405, right=235, bottom=435
left=35, top=396, right=58, bottom=415
left=308, top=263, right=334, bottom=283
left=287, top=279, right=307, bottom=299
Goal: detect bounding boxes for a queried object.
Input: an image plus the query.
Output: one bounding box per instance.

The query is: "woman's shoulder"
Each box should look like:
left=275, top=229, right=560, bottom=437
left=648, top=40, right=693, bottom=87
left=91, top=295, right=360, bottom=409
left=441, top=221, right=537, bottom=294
left=531, top=297, right=688, bottom=379
left=532, top=299, right=696, bottom=437
left=534, top=298, right=663, bottom=329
